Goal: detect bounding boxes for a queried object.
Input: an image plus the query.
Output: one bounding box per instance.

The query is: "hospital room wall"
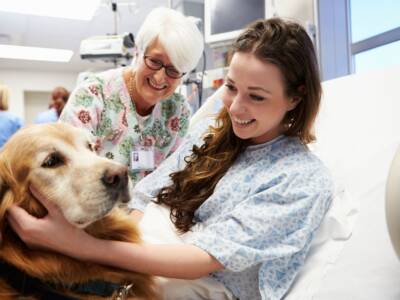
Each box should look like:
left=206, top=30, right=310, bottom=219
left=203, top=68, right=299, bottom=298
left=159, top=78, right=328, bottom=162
left=0, top=69, right=78, bottom=122
left=274, top=0, right=315, bottom=24
left=181, top=0, right=316, bottom=106
left=0, top=0, right=316, bottom=121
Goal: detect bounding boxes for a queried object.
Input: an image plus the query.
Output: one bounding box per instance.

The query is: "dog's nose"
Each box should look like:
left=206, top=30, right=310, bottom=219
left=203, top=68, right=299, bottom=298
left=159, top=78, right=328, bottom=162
left=102, top=166, right=128, bottom=190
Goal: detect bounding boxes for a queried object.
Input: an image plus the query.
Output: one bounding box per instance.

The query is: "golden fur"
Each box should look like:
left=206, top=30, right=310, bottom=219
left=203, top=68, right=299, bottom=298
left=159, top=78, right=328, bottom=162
left=0, top=123, right=157, bottom=299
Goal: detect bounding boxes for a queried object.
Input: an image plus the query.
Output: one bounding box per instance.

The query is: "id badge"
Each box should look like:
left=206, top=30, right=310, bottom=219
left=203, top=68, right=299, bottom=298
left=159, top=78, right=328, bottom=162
left=130, top=145, right=155, bottom=171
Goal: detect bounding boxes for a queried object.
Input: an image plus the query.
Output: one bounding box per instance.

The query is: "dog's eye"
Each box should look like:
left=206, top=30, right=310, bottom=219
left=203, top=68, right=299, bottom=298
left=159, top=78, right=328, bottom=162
left=42, top=153, right=64, bottom=168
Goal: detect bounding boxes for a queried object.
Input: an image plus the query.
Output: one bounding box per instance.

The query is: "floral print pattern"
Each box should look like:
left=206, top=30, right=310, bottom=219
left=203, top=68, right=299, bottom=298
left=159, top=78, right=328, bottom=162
left=59, top=67, right=191, bottom=186
left=78, top=110, right=91, bottom=124
left=168, top=116, right=180, bottom=132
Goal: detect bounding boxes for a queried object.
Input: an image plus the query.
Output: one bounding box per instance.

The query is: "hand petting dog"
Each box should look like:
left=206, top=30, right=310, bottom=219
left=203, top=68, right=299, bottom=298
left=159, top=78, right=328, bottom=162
left=0, top=123, right=157, bottom=299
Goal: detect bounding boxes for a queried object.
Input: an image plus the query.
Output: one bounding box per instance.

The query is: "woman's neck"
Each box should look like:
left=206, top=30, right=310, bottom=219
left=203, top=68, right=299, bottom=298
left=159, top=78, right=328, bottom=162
left=125, top=68, right=153, bottom=116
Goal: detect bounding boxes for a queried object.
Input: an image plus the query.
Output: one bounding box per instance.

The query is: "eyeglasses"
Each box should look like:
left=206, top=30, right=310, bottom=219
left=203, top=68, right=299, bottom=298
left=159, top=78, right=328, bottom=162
left=143, top=55, right=185, bottom=79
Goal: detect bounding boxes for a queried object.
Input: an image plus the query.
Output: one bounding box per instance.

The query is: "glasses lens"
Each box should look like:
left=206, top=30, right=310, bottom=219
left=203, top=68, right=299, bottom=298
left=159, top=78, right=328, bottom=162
left=166, top=67, right=183, bottom=79
left=144, top=56, right=162, bottom=70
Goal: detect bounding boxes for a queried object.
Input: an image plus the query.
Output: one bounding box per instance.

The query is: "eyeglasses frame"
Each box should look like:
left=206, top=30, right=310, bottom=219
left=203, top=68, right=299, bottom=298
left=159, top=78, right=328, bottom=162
left=143, top=55, right=186, bottom=79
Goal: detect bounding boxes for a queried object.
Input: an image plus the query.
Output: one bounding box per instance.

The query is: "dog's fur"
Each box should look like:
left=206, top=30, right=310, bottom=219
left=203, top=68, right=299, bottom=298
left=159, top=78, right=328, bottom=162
left=0, top=123, right=157, bottom=299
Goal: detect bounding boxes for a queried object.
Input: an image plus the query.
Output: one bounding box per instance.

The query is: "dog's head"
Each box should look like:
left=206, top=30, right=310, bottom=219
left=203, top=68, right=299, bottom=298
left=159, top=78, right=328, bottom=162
left=0, top=123, right=130, bottom=229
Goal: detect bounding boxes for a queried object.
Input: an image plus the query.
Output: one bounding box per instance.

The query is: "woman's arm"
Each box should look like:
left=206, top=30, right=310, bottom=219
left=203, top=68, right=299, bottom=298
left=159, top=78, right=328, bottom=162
left=7, top=199, right=223, bottom=279
left=78, top=236, right=223, bottom=279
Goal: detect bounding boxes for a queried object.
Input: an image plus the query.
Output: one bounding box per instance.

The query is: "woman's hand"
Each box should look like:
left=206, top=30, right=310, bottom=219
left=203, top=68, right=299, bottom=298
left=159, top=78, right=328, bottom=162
left=7, top=187, right=223, bottom=278
left=7, top=186, right=88, bottom=257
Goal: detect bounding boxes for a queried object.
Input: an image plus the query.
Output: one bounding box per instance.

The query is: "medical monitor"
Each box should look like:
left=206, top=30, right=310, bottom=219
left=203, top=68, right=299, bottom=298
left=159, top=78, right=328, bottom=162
left=205, top=0, right=267, bottom=44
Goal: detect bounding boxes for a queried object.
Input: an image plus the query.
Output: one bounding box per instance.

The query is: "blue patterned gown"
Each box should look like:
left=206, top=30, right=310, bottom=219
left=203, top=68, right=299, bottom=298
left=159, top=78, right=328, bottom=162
left=130, top=121, right=333, bottom=300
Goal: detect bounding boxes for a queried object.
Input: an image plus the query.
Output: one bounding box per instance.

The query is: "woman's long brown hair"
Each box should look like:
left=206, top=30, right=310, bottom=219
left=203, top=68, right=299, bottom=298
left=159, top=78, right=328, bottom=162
left=156, top=18, right=322, bottom=233
left=156, top=109, right=247, bottom=233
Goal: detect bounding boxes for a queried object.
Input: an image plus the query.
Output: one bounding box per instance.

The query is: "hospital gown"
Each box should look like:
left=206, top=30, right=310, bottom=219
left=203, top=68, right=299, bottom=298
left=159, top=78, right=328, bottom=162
left=130, top=121, right=333, bottom=300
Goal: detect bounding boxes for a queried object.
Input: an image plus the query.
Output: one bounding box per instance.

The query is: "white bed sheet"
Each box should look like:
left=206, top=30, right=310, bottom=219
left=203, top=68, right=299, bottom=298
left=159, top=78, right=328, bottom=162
left=314, top=183, right=400, bottom=299
left=308, top=66, right=400, bottom=299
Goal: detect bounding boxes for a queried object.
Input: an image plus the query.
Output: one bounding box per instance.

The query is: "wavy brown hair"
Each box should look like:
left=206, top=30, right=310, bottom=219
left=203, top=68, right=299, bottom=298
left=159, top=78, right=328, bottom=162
left=156, top=18, right=322, bottom=232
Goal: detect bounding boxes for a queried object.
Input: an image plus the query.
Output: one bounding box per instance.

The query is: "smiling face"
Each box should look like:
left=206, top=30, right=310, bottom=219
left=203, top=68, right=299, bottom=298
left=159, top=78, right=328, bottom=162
left=0, top=123, right=130, bottom=228
left=132, top=39, right=182, bottom=115
left=222, top=52, right=299, bottom=144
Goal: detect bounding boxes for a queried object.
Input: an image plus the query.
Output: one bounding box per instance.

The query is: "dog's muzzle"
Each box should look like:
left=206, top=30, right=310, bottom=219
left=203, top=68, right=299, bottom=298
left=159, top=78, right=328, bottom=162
left=102, top=166, right=128, bottom=191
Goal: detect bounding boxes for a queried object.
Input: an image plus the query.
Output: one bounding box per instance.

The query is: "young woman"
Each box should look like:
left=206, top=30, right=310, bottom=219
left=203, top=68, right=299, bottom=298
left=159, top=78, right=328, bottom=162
left=8, top=18, right=333, bottom=300
left=59, top=7, right=204, bottom=185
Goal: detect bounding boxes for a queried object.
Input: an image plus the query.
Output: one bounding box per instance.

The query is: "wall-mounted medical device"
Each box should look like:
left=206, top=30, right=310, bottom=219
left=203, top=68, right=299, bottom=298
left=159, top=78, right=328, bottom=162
left=79, top=32, right=134, bottom=62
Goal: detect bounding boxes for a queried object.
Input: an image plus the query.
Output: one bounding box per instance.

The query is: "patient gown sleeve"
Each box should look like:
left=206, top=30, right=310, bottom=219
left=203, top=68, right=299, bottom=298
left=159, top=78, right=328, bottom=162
left=183, top=168, right=333, bottom=299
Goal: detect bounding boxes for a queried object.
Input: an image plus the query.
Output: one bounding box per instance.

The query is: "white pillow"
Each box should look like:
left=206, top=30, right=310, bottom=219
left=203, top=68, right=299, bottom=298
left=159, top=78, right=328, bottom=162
left=311, top=140, right=400, bottom=300
left=285, top=181, right=358, bottom=299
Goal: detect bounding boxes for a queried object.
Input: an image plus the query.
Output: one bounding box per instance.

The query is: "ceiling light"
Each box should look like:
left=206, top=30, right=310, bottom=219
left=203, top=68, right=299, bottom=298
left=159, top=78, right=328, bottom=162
left=0, top=0, right=101, bottom=21
left=0, top=45, right=73, bottom=62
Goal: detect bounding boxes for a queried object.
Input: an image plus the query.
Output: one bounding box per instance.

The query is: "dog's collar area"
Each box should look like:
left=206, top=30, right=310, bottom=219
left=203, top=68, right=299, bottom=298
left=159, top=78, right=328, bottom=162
left=66, top=280, right=134, bottom=299
left=0, top=261, right=79, bottom=300
left=0, top=261, right=133, bottom=299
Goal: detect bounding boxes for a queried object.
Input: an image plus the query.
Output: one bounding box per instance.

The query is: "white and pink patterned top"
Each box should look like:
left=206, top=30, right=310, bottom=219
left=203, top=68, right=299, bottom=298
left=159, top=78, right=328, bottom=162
left=59, top=67, right=191, bottom=185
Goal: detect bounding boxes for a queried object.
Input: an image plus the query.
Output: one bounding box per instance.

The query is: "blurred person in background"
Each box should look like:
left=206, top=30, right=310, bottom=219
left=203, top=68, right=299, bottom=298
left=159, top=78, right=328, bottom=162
left=34, top=86, right=69, bottom=124
left=0, top=84, right=23, bottom=148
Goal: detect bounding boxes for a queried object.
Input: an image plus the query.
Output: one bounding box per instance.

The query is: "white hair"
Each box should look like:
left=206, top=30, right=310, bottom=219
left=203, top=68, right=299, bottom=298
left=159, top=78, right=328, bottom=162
left=134, top=7, right=204, bottom=74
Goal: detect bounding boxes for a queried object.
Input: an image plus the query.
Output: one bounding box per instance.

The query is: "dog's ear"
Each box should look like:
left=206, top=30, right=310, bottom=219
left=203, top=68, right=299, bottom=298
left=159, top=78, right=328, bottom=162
left=0, top=173, right=5, bottom=199
left=0, top=155, right=8, bottom=201
left=0, top=175, right=6, bottom=203
left=0, top=155, right=11, bottom=230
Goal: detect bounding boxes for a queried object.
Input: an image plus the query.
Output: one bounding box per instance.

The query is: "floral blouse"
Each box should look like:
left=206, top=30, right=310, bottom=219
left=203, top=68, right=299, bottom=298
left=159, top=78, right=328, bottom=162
left=59, top=67, right=191, bottom=185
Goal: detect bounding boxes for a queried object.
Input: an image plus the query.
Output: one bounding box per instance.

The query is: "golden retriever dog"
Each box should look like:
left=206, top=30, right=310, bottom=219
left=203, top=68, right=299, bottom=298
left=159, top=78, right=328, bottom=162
left=0, top=123, right=157, bottom=299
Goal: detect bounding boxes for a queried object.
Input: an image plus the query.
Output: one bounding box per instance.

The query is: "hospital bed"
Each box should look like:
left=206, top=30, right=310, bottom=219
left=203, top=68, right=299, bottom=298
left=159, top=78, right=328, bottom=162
left=190, top=65, right=400, bottom=299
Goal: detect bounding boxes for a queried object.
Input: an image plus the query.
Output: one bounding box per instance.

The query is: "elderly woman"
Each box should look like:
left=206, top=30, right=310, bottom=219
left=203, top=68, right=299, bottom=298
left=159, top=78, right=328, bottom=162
left=59, top=7, right=204, bottom=184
